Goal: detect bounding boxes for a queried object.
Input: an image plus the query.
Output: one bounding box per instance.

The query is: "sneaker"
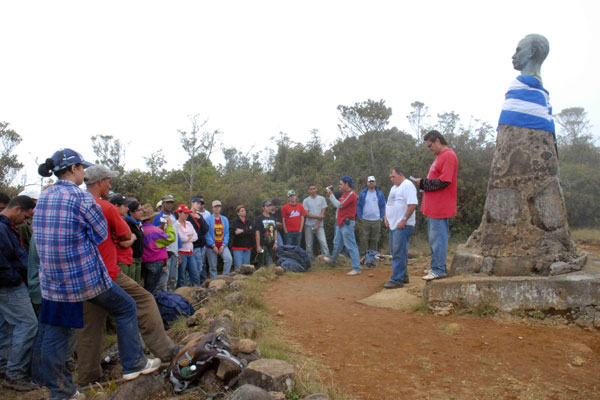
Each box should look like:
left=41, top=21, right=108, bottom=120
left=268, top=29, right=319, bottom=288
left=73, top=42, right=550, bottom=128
left=346, top=270, right=361, bottom=276
left=2, top=376, right=38, bottom=392
left=423, top=268, right=430, bottom=274
left=70, top=390, right=86, bottom=399
left=122, top=357, right=161, bottom=381
left=422, top=272, right=446, bottom=281
left=383, top=281, right=404, bottom=289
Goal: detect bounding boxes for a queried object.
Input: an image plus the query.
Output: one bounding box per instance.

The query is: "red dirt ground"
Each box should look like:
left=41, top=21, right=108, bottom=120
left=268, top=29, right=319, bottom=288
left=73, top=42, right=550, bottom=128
left=264, top=263, right=600, bottom=400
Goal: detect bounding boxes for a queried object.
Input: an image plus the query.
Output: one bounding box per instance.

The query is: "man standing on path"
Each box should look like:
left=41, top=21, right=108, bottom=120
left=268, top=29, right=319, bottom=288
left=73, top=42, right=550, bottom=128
left=281, top=190, right=306, bottom=247
left=153, top=195, right=179, bottom=290
left=255, top=200, right=278, bottom=267
left=327, top=176, right=361, bottom=275
left=302, top=184, right=329, bottom=259
left=383, top=168, right=418, bottom=289
left=416, top=130, right=459, bottom=281
left=356, top=176, right=386, bottom=256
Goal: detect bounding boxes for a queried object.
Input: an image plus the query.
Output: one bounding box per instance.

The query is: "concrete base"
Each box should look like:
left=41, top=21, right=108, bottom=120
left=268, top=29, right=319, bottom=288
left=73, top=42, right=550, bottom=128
left=423, top=252, right=600, bottom=311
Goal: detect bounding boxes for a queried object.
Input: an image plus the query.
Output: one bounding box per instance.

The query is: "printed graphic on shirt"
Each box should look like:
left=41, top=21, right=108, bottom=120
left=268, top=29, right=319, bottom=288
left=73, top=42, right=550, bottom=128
left=262, top=219, right=276, bottom=245
left=288, top=210, right=301, bottom=218
left=214, top=219, right=224, bottom=246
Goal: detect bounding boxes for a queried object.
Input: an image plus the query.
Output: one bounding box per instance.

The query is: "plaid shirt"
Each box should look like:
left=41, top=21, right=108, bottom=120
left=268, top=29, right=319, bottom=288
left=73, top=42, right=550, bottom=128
left=32, top=180, right=113, bottom=302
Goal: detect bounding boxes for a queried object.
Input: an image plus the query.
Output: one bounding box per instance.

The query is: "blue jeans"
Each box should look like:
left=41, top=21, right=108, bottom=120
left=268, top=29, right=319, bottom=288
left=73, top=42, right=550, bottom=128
left=193, top=247, right=207, bottom=283
left=276, top=232, right=284, bottom=247
left=177, top=253, right=200, bottom=287
left=389, top=226, right=414, bottom=283
left=285, top=231, right=302, bottom=246
left=206, top=247, right=233, bottom=279
left=143, top=260, right=165, bottom=294
left=233, top=249, right=251, bottom=270
left=428, top=217, right=449, bottom=276
left=165, top=253, right=179, bottom=291
left=0, top=284, right=38, bottom=378
left=41, top=324, right=76, bottom=399
left=304, top=224, right=330, bottom=258
left=330, top=220, right=361, bottom=270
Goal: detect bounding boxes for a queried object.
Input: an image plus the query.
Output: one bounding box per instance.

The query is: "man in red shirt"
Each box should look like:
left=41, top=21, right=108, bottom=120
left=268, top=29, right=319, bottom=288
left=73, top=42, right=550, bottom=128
left=77, top=165, right=176, bottom=385
left=326, top=176, right=361, bottom=275
left=416, top=130, right=459, bottom=281
left=281, top=190, right=306, bottom=247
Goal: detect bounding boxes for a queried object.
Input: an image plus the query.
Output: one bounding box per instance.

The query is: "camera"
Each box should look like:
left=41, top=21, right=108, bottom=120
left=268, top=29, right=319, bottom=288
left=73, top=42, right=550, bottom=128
left=326, top=185, right=334, bottom=192
left=160, top=216, right=167, bottom=223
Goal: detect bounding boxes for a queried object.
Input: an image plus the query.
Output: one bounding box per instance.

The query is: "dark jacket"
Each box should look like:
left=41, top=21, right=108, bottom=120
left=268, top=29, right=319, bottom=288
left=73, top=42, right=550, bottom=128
left=188, top=213, right=209, bottom=248
left=231, top=218, right=254, bottom=249
left=357, top=187, right=386, bottom=220
left=125, top=216, right=145, bottom=259
left=0, top=214, right=28, bottom=287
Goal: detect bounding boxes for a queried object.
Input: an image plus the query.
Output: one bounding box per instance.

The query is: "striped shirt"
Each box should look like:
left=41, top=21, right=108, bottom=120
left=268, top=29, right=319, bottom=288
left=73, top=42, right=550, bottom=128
left=33, top=180, right=113, bottom=302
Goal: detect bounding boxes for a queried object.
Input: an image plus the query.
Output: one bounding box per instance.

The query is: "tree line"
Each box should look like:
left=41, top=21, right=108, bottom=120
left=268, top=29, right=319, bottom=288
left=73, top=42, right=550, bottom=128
left=1, top=100, right=598, bottom=246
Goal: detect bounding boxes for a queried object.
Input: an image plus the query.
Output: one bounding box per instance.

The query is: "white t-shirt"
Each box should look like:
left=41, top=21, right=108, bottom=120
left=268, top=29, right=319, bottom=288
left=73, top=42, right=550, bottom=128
left=302, top=195, right=327, bottom=226
left=362, top=190, right=380, bottom=221
left=386, top=180, right=418, bottom=229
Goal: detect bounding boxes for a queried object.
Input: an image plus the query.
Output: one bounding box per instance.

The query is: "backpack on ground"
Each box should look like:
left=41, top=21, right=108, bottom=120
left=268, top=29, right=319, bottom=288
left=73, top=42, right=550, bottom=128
left=154, top=290, right=194, bottom=329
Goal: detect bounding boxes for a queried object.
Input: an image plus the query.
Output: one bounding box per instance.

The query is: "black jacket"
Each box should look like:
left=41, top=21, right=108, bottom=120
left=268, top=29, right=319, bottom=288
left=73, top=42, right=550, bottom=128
left=188, top=213, right=209, bottom=248
left=125, top=216, right=145, bottom=259
left=0, top=214, right=28, bottom=287
left=231, top=218, right=254, bottom=249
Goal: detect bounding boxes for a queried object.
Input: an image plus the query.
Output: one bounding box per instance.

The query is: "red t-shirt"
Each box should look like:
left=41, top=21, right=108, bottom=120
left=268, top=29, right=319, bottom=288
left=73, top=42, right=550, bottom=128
left=281, top=202, right=306, bottom=232
left=421, top=148, right=458, bottom=219
left=115, top=218, right=134, bottom=266
left=95, top=197, right=131, bottom=280
left=336, top=191, right=358, bottom=227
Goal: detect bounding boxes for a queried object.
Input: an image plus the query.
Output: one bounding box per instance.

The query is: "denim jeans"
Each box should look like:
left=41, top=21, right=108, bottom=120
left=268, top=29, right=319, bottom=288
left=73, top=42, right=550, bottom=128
left=206, top=247, right=233, bottom=279
left=165, top=253, right=179, bottom=291
left=304, top=224, right=330, bottom=258
left=193, top=247, right=207, bottom=283
left=177, top=253, right=200, bottom=287
left=276, top=232, right=284, bottom=247
left=428, top=217, right=449, bottom=276
left=41, top=324, right=76, bottom=399
left=330, top=220, right=361, bottom=270
left=389, top=225, right=414, bottom=283
left=0, top=284, right=38, bottom=378
left=143, top=260, right=165, bottom=294
left=233, top=249, right=251, bottom=270
left=285, top=231, right=302, bottom=246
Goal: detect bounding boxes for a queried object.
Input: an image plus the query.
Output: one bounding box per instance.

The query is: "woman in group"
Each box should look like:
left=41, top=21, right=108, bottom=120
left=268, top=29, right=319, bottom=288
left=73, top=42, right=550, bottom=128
left=33, top=149, right=158, bottom=399
left=231, top=204, right=254, bottom=271
left=125, top=200, right=145, bottom=285
left=174, top=204, right=199, bottom=287
left=140, top=204, right=174, bottom=294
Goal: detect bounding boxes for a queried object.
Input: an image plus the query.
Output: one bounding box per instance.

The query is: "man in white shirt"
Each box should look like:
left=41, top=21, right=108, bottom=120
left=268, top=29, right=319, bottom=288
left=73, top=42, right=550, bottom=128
left=302, top=184, right=330, bottom=259
left=383, top=167, right=418, bottom=289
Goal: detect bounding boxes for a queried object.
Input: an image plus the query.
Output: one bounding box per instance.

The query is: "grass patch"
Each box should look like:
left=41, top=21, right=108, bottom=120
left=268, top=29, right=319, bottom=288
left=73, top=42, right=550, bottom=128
left=411, top=301, right=430, bottom=314
left=571, top=228, right=600, bottom=241
left=472, top=304, right=496, bottom=318
left=510, top=308, right=525, bottom=317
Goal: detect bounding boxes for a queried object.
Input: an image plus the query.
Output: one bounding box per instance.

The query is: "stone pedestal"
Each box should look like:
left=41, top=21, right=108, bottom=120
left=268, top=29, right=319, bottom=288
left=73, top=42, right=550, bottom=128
left=449, top=125, right=582, bottom=277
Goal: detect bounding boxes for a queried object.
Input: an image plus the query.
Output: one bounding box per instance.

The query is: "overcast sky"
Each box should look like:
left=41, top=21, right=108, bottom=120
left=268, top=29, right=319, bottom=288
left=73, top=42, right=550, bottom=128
left=1, top=0, right=599, bottom=187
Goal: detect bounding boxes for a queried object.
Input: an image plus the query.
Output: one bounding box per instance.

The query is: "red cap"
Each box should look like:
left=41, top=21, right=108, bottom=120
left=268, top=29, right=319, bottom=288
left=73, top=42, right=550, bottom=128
left=176, top=204, right=191, bottom=213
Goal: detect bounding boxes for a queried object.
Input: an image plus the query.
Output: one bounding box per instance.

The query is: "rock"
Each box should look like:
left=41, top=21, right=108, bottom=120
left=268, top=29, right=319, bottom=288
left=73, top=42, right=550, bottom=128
left=224, top=291, right=245, bottom=306
left=237, top=359, right=295, bottom=392
left=219, top=309, right=235, bottom=320
left=108, top=374, right=173, bottom=400
left=273, top=266, right=285, bottom=276
left=571, top=356, right=585, bottom=366
left=186, top=314, right=201, bottom=327
left=270, top=391, right=286, bottom=400
left=230, top=280, right=249, bottom=291
left=216, top=274, right=235, bottom=283
left=237, top=349, right=263, bottom=364
left=199, top=369, right=224, bottom=393
left=195, top=307, right=210, bottom=320
left=174, top=286, right=196, bottom=304
left=277, top=310, right=284, bottom=317
left=240, top=264, right=256, bottom=275
left=209, top=279, right=227, bottom=291
left=236, top=338, right=257, bottom=354
left=241, top=321, right=260, bottom=339
left=302, top=394, right=329, bottom=400
left=227, top=384, right=273, bottom=400
left=429, top=302, right=454, bottom=316
left=216, top=358, right=244, bottom=382
left=209, top=317, right=236, bottom=337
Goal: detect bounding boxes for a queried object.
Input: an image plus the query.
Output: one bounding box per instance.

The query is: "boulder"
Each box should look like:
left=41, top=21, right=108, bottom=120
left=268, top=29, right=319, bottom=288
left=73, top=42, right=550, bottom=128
left=173, top=286, right=196, bottom=304
left=237, top=349, right=262, bottom=364
left=241, top=321, right=260, bottom=339
left=236, top=338, right=257, bottom=354
left=224, top=291, right=245, bottom=306
left=240, top=264, right=256, bottom=275
left=109, top=374, right=173, bottom=400
left=209, top=279, right=227, bottom=291
left=230, top=280, right=249, bottom=291
left=216, top=358, right=244, bottom=382
left=209, top=317, right=236, bottom=337
left=195, top=307, right=210, bottom=320
left=273, top=266, right=285, bottom=276
left=227, top=384, right=273, bottom=400
left=236, top=359, right=294, bottom=392
left=199, top=369, right=224, bottom=393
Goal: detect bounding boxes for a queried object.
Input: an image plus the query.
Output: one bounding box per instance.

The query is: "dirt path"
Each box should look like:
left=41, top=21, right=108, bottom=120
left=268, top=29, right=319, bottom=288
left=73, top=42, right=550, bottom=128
left=264, top=261, right=600, bottom=400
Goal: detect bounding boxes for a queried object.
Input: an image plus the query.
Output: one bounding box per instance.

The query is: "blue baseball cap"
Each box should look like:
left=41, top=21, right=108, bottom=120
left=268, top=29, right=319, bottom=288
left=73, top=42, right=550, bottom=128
left=50, top=148, right=93, bottom=171
left=341, top=176, right=354, bottom=188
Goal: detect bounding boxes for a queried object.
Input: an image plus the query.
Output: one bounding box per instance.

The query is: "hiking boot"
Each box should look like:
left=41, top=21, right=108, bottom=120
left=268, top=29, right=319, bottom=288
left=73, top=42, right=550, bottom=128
left=2, top=376, right=39, bottom=392
left=422, top=272, right=446, bottom=281
left=383, top=281, right=404, bottom=289
left=346, top=269, right=361, bottom=276
left=403, top=274, right=410, bottom=284
left=122, top=357, right=161, bottom=381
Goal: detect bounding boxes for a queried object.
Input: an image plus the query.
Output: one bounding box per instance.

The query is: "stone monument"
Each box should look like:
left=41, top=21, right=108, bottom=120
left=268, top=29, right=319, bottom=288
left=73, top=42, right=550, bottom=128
left=423, top=35, right=600, bottom=317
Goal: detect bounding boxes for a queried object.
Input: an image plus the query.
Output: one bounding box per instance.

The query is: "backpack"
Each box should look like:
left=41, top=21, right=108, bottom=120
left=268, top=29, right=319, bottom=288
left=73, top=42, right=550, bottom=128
left=154, top=291, right=194, bottom=329
left=275, top=245, right=311, bottom=272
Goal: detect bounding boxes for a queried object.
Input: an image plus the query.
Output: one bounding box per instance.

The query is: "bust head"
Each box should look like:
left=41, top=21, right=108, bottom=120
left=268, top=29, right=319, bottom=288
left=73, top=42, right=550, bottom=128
left=512, top=34, right=549, bottom=82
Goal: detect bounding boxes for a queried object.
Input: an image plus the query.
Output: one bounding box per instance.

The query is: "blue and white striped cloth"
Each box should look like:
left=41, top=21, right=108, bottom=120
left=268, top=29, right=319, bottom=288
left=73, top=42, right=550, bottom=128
left=498, top=75, right=555, bottom=136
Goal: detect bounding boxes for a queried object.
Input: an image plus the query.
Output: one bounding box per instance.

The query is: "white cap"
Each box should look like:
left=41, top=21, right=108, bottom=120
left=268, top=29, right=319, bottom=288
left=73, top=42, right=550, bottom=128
left=19, top=187, right=41, bottom=199
left=367, top=176, right=376, bottom=182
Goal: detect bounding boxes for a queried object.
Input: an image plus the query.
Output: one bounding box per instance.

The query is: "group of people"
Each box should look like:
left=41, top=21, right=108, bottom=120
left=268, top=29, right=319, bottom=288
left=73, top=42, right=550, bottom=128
left=0, top=129, right=457, bottom=399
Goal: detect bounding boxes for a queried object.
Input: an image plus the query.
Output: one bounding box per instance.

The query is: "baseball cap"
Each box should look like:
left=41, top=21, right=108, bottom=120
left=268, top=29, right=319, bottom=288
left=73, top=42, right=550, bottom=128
left=156, top=200, right=163, bottom=208
left=161, top=194, right=175, bottom=203
left=212, top=200, right=222, bottom=207
left=261, top=200, right=272, bottom=207
left=50, top=148, right=94, bottom=171
left=176, top=204, right=192, bottom=213
left=191, top=196, right=205, bottom=204
left=287, top=190, right=296, bottom=197
left=341, top=176, right=355, bottom=188
left=367, top=175, right=376, bottom=182
left=109, top=193, right=128, bottom=206
left=84, top=165, right=119, bottom=184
